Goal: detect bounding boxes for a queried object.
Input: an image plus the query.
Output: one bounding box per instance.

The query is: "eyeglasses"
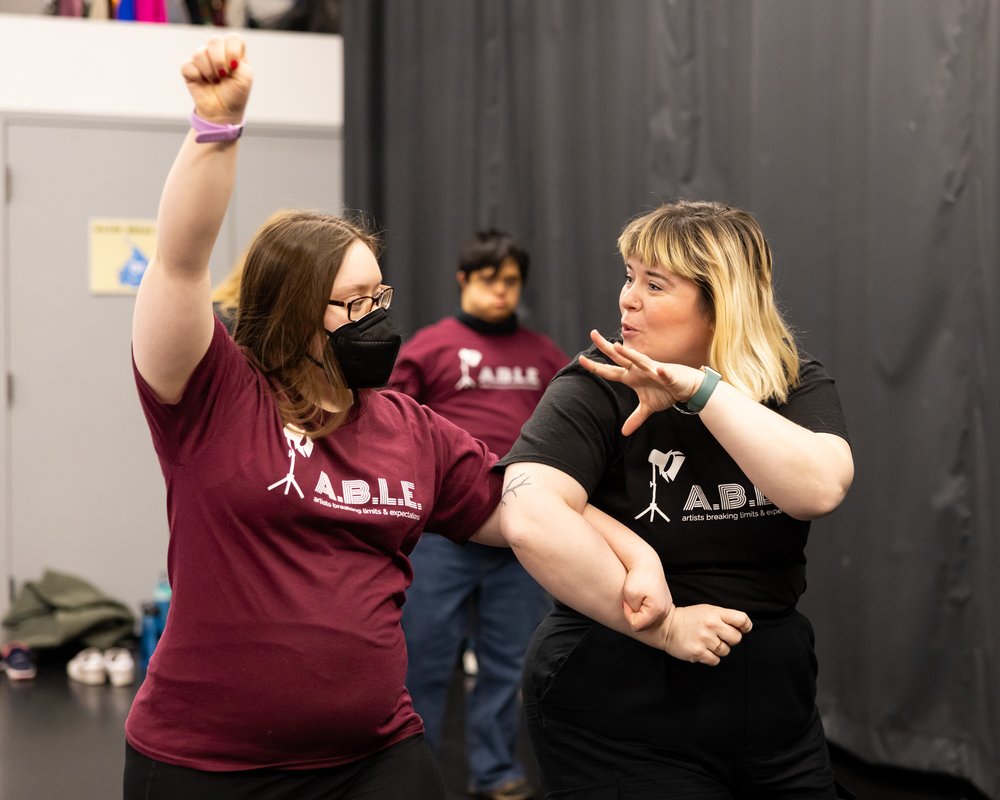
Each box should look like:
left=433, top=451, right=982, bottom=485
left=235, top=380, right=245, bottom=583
left=468, top=272, right=522, bottom=290
left=328, top=286, right=394, bottom=321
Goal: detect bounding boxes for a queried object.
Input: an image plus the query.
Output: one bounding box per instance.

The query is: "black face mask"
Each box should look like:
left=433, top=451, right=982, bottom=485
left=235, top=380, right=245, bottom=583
left=325, top=307, right=402, bottom=389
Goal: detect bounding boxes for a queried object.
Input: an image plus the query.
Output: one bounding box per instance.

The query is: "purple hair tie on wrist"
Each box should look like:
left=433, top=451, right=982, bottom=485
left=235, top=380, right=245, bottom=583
left=190, top=110, right=244, bottom=143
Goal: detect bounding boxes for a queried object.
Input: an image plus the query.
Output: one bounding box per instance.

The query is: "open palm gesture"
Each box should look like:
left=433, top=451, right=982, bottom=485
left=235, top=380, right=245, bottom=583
left=181, top=35, right=252, bottom=125
left=579, top=330, right=706, bottom=436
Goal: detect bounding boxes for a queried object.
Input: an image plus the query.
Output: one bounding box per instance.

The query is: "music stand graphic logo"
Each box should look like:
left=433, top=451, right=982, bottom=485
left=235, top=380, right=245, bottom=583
left=268, top=424, right=314, bottom=498
left=455, top=348, right=483, bottom=389
left=635, top=449, right=685, bottom=522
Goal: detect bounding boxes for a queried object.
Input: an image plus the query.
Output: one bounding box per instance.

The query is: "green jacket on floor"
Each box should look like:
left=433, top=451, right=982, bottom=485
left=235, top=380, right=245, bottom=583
left=2, top=569, right=135, bottom=650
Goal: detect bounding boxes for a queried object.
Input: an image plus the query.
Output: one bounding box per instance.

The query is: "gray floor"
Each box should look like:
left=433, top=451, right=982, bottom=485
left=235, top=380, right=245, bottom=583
left=0, top=651, right=989, bottom=800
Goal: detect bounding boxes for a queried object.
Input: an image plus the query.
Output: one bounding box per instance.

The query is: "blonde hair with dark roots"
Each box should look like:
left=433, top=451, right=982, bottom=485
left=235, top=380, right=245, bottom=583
left=235, top=210, right=381, bottom=437
left=210, top=261, right=242, bottom=321
left=617, top=201, right=799, bottom=404
left=211, top=209, right=297, bottom=322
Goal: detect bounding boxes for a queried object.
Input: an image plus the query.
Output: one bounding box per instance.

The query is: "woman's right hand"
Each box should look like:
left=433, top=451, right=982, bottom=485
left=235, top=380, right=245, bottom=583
left=660, top=604, right=753, bottom=666
left=579, top=330, right=705, bottom=436
left=182, top=35, right=252, bottom=125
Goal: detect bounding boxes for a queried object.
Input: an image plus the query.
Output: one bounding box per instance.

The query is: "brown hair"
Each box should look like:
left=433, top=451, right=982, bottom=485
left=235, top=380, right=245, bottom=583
left=235, top=210, right=380, bottom=436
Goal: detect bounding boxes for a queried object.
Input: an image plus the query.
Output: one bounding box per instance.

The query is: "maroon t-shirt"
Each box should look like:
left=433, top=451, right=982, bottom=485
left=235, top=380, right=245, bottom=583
left=127, top=318, right=501, bottom=770
left=389, top=316, right=567, bottom=456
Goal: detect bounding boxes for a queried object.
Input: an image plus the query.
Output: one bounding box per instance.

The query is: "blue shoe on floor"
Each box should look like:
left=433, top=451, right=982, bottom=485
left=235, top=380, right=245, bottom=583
left=1, top=642, right=37, bottom=681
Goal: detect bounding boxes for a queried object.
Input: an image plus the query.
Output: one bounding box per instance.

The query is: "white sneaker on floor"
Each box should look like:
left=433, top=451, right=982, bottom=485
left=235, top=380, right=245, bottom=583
left=66, top=647, right=106, bottom=685
left=103, top=647, right=136, bottom=686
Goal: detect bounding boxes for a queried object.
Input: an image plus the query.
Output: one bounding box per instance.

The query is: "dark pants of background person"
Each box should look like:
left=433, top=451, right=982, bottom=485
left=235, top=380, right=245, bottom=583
left=123, top=735, right=444, bottom=800
left=523, top=607, right=839, bottom=799
left=402, top=536, right=550, bottom=793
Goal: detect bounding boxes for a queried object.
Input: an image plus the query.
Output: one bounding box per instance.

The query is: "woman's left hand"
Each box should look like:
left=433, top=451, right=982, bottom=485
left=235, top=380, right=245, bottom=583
left=663, top=604, right=753, bottom=666
left=579, top=330, right=704, bottom=436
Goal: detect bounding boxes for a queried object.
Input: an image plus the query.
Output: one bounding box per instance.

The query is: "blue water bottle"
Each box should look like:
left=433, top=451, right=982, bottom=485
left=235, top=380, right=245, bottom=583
left=153, top=571, right=171, bottom=637
left=140, top=602, right=160, bottom=670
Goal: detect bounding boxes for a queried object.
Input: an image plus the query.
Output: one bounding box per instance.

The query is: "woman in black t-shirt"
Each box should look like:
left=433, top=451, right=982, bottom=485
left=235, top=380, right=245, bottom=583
left=498, top=201, right=854, bottom=799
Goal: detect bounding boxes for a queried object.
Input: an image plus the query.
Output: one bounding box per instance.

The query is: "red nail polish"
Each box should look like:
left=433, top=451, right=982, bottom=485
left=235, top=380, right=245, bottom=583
left=230, top=59, right=239, bottom=70
left=213, top=78, right=221, bottom=84
left=218, top=68, right=227, bottom=78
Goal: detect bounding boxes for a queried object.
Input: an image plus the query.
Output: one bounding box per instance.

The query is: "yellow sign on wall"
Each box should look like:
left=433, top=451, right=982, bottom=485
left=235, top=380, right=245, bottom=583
left=89, top=218, right=158, bottom=295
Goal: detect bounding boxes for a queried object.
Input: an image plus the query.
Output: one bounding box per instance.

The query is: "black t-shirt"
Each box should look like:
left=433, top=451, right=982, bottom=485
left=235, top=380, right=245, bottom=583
left=499, top=342, right=850, bottom=614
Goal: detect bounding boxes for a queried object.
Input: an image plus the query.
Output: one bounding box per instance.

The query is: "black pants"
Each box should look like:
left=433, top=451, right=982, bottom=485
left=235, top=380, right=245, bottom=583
left=123, top=735, right=445, bottom=800
left=523, top=608, right=837, bottom=799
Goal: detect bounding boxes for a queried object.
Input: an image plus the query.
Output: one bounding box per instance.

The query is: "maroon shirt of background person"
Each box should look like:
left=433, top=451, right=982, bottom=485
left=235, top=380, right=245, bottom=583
left=127, top=318, right=501, bottom=771
left=390, top=316, right=567, bottom=455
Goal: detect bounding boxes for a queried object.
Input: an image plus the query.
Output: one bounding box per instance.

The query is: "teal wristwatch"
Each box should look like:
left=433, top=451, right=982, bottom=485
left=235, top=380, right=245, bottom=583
left=673, top=366, right=722, bottom=415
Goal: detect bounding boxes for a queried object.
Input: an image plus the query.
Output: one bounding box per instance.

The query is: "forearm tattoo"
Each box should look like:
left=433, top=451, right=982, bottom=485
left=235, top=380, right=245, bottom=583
left=501, top=473, right=531, bottom=506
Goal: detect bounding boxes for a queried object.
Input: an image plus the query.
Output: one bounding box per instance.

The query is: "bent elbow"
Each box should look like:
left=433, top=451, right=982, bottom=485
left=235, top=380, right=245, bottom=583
left=499, top=504, right=543, bottom=552
left=785, top=476, right=852, bottom=521
left=499, top=514, right=529, bottom=552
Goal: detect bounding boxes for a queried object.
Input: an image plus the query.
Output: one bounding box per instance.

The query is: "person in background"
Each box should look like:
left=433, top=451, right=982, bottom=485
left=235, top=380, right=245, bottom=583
left=210, top=248, right=242, bottom=333
left=499, top=201, right=854, bottom=799
left=126, top=35, right=749, bottom=800
left=390, top=230, right=566, bottom=800
left=212, top=244, right=246, bottom=334
left=210, top=210, right=294, bottom=334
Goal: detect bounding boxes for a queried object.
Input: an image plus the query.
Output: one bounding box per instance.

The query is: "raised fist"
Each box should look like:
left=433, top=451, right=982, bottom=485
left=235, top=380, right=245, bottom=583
left=181, top=34, right=252, bottom=125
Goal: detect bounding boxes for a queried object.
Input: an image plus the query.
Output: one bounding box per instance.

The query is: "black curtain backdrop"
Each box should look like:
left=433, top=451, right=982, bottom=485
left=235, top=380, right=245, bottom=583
left=343, top=2, right=999, bottom=797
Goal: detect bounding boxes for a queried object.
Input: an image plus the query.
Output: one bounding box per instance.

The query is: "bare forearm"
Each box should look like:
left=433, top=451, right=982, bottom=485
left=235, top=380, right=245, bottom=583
left=502, top=490, right=666, bottom=648
left=155, top=132, right=239, bottom=279
left=500, top=463, right=754, bottom=664
left=580, top=333, right=853, bottom=521
left=132, top=36, right=249, bottom=402
left=700, top=382, right=853, bottom=519
left=582, top=504, right=660, bottom=570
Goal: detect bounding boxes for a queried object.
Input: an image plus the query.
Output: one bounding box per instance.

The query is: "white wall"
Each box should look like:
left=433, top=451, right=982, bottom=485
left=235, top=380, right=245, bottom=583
left=0, top=13, right=342, bottom=127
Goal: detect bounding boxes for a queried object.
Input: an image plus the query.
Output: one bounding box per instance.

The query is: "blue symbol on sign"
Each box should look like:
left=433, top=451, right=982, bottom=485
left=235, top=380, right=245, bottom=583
left=119, top=245, right=149, bottom=287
